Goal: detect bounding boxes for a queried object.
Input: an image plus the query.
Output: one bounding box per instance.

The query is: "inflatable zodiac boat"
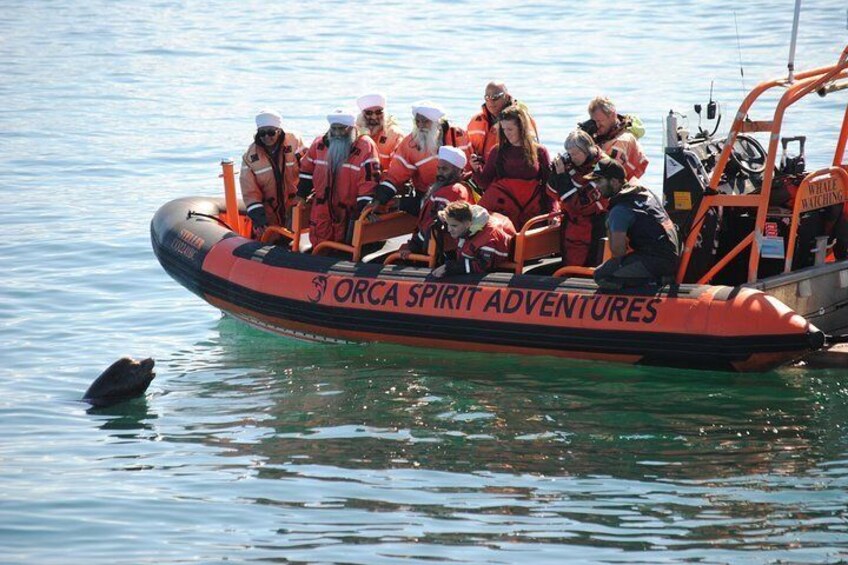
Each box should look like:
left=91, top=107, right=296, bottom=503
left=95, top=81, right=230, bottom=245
left=151, top=195, right=824, bottom=373
left=152, top=45, right=848, bottom=373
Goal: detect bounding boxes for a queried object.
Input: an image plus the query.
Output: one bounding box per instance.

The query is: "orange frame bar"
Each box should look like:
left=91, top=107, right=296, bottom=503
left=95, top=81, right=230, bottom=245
left=676, top=45, right=848, bottom=284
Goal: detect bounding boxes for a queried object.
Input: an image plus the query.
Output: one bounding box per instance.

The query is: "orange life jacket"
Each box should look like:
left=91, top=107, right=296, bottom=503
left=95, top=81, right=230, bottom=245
left=239, top=132, right=305, bottom=227
left=597, top=123, right=648, bottom=180
left=364, top=123, right=404, bottom=171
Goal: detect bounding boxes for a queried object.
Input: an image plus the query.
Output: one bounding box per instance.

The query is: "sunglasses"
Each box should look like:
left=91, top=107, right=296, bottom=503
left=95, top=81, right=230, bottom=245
left=257, top=128, right=279, bottom=137
left=363, top=109, right=384, bottom=117
left=484, top=92, right=506, bottom=101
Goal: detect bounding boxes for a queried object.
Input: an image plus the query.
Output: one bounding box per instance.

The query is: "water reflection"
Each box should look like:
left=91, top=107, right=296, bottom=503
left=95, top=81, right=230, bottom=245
left=167, top=316, right=848, bottom=484
left=86, top=397, right=158, bottom=435
left=113, top=318, right=836, bottom=559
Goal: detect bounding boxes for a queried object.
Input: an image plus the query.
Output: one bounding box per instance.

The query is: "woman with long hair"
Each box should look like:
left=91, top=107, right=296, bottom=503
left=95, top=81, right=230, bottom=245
left=471, top=104, right=556, bottom=229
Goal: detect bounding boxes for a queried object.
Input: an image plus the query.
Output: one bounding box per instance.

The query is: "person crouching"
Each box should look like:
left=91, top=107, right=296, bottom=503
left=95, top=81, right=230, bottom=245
left=294, top=108, right=381, bottom=248
left=587, top=158, right=679, bottom=290
left=431, top=201, right=516, bottom=278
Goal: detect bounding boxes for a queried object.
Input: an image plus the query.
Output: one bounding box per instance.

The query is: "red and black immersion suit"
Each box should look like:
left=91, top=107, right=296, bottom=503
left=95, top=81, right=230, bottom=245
left=474, top=143, right=556, bottom=230
left=444, top=206, right=516, bottom=275
left=548, top=150, right=609, bottom=267
left=401, top=181, right=472, bottom=256
left=297, top=134, right=381, bottom=247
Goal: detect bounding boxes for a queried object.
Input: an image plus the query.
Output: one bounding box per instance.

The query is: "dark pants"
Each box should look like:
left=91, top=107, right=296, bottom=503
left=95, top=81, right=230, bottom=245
left=594, top=253, right=676, bottom=289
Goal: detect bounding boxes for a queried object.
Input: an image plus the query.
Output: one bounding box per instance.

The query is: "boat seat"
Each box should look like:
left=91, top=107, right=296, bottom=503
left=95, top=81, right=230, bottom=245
left=385, top=212, right=563, bottom=273
left=552, top=238, right=612, bottom=278
left=384, top=238, right=439, bottom=268
left=259, top=200, right=311, bottom=252
left=499, top=212, right=562, bottom=275
left=312, top=205, right=418, bottom=262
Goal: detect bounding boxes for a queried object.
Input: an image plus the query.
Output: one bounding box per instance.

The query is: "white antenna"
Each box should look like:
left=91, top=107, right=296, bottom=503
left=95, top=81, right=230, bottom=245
left=787, top=0, right=803, bottom=83
left=733, top=12, right=746, bottom=96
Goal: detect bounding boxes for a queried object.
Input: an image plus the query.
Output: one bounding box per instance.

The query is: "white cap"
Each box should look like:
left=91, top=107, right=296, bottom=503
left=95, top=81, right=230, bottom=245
left=255, top=110, right=282, bottom=129
left=411, top=100, right=445, bottom=122
left=438, top=145, right=467, bottom=170
left=357, top=93, right=386, bottom=111
left=326, top=108, right=357, bottom=128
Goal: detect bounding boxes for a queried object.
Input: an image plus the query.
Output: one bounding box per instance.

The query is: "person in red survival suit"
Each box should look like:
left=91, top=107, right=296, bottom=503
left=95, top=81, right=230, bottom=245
left=369, top=101, right=471, bottom=213
left=431, top=201, right=516, bottom=278
left=356, top=92, right=404, bottom=172
left=584, top=96, right=648, bottom=181
left=239, top=109, right=305, bottom=239
left=466, top=81, right=539, bottom=164
left=471, top=104, right=555, bottom=230
left=398, top=145, right=472, bottom=261
left=548, top=129, right=609, bottom=267
left=293, top=108, right=381, bottom=248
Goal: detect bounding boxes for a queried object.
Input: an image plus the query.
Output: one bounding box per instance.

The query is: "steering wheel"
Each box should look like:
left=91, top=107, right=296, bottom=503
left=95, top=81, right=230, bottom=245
left=729, top=134, right=767, bottom=176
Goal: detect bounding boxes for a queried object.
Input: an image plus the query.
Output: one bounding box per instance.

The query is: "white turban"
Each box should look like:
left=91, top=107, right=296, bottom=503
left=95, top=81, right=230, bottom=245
left=326, top=108, right=357, bottom=128
left=357, top=93, right=386, bottom=111
left=438, top=145, right=467, bottom=170
left=255, top=110, right=282, bottom=129
left=411, top=100, right=445, bottom=122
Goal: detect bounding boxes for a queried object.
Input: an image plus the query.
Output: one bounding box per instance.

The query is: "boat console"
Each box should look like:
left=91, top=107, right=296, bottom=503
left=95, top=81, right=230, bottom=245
left=662, top=96, right=846, bottom=285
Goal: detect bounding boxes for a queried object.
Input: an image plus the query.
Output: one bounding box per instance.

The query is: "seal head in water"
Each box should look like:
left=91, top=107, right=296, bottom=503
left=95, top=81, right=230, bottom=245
left=83, top=357, right=155, bottom=408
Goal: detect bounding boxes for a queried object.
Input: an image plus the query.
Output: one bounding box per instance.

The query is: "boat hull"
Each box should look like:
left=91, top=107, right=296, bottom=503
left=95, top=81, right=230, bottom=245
left=152, top=197, right=825, bottom=372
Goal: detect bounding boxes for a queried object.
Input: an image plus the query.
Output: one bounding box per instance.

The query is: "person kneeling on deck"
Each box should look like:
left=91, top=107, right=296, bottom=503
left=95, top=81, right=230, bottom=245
left=399, top=146, right=472, bottom=261
left=293, top=108, right=381, bottom=248
left=587, top=158, right=679, bottom=290
left=240, top=110, right=305, bottom=239
left=431, top=201, right=515, bottom=278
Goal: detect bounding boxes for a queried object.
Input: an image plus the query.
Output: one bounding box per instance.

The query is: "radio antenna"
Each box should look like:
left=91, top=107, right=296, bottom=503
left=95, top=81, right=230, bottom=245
left=787, top=0, right=803, bottom=83
left=733, top=11, right=746, bottom=97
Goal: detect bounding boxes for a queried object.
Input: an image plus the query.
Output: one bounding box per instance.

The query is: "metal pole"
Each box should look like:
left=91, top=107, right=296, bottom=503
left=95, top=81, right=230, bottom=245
left=787, top=0, right=803, bottom=83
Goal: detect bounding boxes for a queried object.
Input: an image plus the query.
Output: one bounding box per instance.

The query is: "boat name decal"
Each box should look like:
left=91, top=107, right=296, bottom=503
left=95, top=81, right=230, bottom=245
left=170, top=229, right=205, bottom=259
left=326, top=277, right=661, bottom=323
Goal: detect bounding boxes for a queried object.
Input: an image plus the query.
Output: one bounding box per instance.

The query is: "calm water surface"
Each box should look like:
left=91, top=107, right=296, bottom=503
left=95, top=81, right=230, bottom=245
left=2, top=1, right=848, bottom=563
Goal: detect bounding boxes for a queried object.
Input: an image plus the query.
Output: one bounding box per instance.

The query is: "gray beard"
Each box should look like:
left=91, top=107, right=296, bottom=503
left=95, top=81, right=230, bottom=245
left=413, top=125, right=440, bottom=154
left=328, top=133, right=354, bottom=175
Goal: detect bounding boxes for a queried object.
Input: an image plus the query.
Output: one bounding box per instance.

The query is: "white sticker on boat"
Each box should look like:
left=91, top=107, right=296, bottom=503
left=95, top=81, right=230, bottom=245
left=665, top=155, right=685, bottom=178
left=756, top=231, right=786, bottom=259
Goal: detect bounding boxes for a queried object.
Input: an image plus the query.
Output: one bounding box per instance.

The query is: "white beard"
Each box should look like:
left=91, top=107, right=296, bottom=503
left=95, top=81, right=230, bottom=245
left=412, top=124, right=440, bottom=155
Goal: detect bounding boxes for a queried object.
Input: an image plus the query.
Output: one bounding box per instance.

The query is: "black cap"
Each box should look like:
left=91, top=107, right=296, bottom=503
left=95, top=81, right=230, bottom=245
left=585, top=157, right=626, bottom=181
